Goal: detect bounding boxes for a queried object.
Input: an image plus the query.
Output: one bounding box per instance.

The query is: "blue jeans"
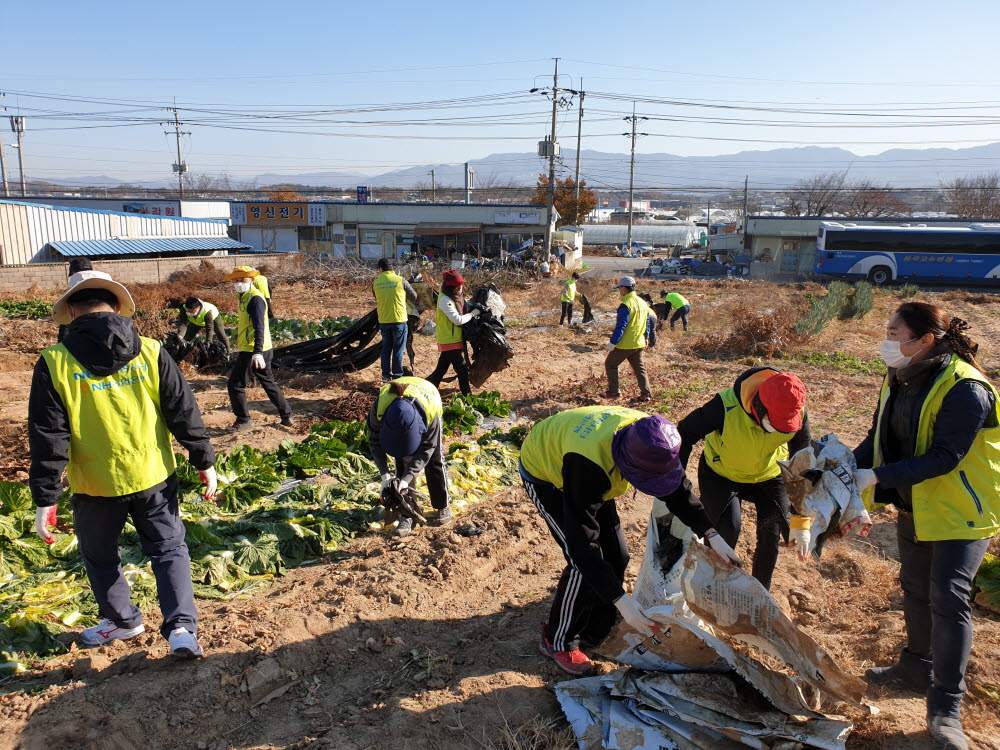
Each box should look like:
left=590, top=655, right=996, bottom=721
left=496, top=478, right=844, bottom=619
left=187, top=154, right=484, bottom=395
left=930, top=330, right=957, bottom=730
left=380, top=322, right=408, bottom=379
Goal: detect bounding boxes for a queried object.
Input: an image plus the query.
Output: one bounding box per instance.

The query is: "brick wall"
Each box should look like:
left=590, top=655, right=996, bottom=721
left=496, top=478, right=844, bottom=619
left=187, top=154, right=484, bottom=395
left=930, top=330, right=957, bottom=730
left=0, top=254, right=298, bottom=291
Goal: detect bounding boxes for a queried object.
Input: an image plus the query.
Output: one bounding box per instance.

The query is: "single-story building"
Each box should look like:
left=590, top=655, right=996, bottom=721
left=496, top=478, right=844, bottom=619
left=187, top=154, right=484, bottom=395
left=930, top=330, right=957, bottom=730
left=0, top=199, right=249, bottom=264
left=228, top=201, right=549, bottom=259
left=15, top=197, right=232, bottom=222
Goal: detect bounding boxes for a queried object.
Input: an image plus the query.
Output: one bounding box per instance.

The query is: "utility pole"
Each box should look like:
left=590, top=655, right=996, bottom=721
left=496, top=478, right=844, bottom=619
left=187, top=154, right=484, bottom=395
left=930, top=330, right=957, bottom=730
left=545, top=58, right=559, bottom=261
left=10, top=116, right=25, bottom=197
left=623, top=104, right=647, bottom=255
left=464, top=162, right=474, bottom=204
left=428, top=169, right=436, bottom=202
left=574, top=78, right=584, bottom=222
left=164, top=98, right=189, bottom=199
left=0, top=130, right=8, bottom=198
left=742, top=174, right=750, bottom=231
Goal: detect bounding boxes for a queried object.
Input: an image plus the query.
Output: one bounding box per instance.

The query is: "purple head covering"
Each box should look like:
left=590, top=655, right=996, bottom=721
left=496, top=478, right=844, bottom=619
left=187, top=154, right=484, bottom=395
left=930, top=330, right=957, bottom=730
left=611, top=416, right=684, bottom=497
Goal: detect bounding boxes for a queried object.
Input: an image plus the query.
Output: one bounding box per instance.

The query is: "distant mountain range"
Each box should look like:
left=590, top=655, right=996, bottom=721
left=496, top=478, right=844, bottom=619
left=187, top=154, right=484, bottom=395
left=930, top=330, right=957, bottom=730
left=36, top=142, right=1000, bottom=192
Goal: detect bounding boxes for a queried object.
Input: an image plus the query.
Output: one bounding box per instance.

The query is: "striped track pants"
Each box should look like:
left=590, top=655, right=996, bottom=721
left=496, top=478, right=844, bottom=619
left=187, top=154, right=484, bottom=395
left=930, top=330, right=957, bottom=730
left=523, top=479, right=628, bottom=652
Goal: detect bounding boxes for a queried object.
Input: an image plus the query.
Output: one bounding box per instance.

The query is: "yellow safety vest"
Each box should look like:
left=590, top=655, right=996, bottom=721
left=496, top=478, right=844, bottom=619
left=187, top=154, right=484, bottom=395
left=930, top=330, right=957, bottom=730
left=185, top=300, right=219, bottom=327
left=521, top=406, right=645, bottom=501
left=616, top=291, right=649, bottom=350
left=562, top=280, right=577, bottom=303
left=374, top=376, right=443, bottom=424
left=703, top=387, right=795, bottom=483
left=252, top=275, right=271, bottom=299
left=373, top=271, right=408, bottom=324
left=436, top=295, right=464, bottom=345
left=663, top=293, right=689, bottom=311
left=40, top=338, right=176, bottom=498
left=238, top=286, right=272, bottom=353
left=865, top=355, right=1000, bottom=541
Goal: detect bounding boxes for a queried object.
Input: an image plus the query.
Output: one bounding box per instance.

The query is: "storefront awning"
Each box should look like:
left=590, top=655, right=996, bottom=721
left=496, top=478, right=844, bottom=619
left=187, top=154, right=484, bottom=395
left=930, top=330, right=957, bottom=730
left=412, top=224, right=482, bottom=235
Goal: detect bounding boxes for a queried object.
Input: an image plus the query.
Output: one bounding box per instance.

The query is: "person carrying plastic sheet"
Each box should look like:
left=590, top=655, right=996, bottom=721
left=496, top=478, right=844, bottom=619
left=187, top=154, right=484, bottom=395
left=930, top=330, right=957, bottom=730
left=226, top=266, right=293, bottom=432
left=676, top=367, right=811, bottom=591
left=425, top=270, right=480, bottom=396
left=28, top=270, right=217, bottom=659
left=182, top=296, right=231, bottom=355
left=519, top=406, right=741, bottom=676
left=661, top=291, right=691, bottom=332
left=366, top=376, right=452, bottom=537
left=602, top=277, right=655, bottom=403
left=853, top=301, right=999, bottom=750
left=372, top=257, right=418, bottom=382
left=560, top=272, right=580, bottom=326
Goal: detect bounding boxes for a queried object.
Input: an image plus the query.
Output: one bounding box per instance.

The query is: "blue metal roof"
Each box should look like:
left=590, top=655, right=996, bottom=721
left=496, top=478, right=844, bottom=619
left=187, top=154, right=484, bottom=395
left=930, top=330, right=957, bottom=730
left=45, top=237, right=251, bottom=257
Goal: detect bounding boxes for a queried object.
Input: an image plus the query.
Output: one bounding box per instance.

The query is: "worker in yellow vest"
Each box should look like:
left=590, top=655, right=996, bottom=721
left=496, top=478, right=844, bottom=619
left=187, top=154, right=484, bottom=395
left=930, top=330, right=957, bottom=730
left=372, top=258, right=418, bottom=382
left=366, top=377, right=451, bottom=537
left=251, top=271, right=275, bottom=319
left=520, top=406, right=740, bottom=675
left=225, top=266, right=293, bottom=432
left=426, top=270, right=480, bottom=396
left=661, top=291, right=691, bottom=332
left=560, top=271, right=580, bottom=326
left=852, top=302, right=999, bottom=749
left=30, top=271, right=216, bottom=658
left=182, top=296, right=230, bottom=354
left=675, top=367, right=810, bottom=591
left=603, top=277, right=656, bottom=402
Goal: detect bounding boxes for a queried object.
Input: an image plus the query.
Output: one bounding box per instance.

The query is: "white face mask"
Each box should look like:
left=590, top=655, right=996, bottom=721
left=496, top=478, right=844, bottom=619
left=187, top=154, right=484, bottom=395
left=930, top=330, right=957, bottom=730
left=880, top=336, right=919, bottom=369
left=234, top=281, right=252, bottom=294
left=761, top=416, right=777, bottom=433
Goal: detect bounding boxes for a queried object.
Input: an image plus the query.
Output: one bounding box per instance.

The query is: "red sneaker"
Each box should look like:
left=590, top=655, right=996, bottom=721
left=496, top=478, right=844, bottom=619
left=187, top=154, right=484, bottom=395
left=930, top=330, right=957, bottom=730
left=539, top=629, right=593, bottom=676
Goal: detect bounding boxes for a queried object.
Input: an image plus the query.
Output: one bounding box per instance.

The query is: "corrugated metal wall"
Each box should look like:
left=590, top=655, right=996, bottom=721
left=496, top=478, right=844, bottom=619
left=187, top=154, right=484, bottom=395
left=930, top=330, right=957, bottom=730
left=0, top=202, right=228, bottom=264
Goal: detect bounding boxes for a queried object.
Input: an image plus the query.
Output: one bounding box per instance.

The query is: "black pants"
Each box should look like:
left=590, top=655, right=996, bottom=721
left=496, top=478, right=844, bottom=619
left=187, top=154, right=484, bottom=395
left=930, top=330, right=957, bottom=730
left=396, top=434, right=450, bottom=510
left=72, top=475, right=198, bottom=638
left=184, top=318, right=231, bottom=353
left=669, top=304, right=690, bottom=331
left=228, top=350, right=292, bottom=423
left=523, top=479, right=628, bottom=652
left=896, top=511, right=990, bottom=718
left=560, top=301, right=574, bottom=325
left=697, top=455, right=788, bottom=591
left=426, top=349, right=470, bottom=396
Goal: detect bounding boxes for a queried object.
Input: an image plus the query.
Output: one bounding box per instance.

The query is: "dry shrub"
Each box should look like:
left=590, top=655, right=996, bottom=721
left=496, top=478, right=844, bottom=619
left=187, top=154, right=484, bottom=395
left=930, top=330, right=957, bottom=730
left=691, top=302, right=799, bottom=358
left=166, top=258, right=230, bottom=287
left=473, top=713, right=574, bottom=750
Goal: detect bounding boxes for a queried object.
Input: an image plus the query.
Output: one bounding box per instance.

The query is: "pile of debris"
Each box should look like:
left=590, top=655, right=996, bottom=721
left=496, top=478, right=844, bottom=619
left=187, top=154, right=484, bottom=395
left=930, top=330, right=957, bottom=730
left=162, top=331, right=231, bottom=371
left=556, top=492, right=869, bottom=750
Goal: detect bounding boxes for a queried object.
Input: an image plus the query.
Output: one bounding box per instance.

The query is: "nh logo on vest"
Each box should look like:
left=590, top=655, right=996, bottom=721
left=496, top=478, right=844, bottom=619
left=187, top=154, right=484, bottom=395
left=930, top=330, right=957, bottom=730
left=73, top=361, right=148, bottom=393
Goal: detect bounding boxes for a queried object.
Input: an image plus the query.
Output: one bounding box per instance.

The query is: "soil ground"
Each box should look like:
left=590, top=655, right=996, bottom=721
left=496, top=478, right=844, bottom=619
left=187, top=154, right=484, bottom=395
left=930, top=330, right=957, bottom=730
left=1, top=270, right=999, bottom=750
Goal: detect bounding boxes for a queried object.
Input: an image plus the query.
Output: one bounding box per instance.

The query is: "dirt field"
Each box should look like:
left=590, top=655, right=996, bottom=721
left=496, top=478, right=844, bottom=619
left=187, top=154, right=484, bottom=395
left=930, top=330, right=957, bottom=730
left=1, top=271, right=999, bottom=750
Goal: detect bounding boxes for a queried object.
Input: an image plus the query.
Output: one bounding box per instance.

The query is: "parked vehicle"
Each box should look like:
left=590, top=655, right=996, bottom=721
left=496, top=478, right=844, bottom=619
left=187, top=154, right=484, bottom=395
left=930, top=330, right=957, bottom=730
left=620, top=241, right=653, bottom=257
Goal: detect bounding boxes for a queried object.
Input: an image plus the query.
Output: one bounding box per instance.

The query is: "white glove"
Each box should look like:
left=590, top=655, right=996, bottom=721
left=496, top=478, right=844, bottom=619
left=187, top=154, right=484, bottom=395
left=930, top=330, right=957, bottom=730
left=35, top=506, right=57, bottom=544
left=614, top=594, right=659, bottom=636
left=855, top=468, right=878, bottom=494
left=605, top=343, right=616, bottom=352
left=199, top=466, right=218, bottom=501
left=398, top=479, right=409, bottom=492
left=707, top=533, right=742, bottom=567
left=788, top=528, right=811, bottom=562
left=251, top=353, right=266, bottom=370
left=469, top=308, right=481, bottom=318
left=380, top=473, right=393, bottom=491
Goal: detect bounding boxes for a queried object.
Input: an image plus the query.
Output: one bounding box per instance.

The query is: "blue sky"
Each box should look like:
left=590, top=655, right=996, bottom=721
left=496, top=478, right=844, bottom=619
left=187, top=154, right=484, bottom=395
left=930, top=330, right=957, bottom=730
left=4, top=0, right=1000, bottom=184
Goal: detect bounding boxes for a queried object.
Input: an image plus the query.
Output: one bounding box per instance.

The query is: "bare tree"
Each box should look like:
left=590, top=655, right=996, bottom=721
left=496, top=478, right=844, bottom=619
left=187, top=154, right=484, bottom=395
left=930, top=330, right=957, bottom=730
left=473, top=173, right=530, bottom=204
left=785, top=171, right=847, bottom=216
left=843, top=179, right=911, bottom=218
left=943, top=172, right=1000, bottom=218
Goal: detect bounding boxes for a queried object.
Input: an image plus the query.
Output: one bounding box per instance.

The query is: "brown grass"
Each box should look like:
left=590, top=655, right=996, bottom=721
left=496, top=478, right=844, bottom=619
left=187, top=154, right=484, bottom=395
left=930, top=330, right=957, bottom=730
left=691, top=301, right=801, bottom=358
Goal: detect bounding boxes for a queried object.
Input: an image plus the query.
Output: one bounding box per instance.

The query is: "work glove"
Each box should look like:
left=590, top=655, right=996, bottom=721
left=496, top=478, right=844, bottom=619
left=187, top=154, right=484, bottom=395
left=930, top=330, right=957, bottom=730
left=706, top=532, right=742, bottom=567
left=251, top=353, right=266, bottom=370
left=380, top=473, right=393, bottom=491
left=855, top=468, right=878, bottom=494
left=614, top=594, right=659, bottom=637
left=788, top=528, right=811, bottom=561
left=199, top=466, right=218, bottom=501
left=469, top=308, right=481, bottom=318
left=605, top=343, right=616, bottom=352
left=397, top=479, right=409, bottom=492
left=35, top=506, right=57, bottom=544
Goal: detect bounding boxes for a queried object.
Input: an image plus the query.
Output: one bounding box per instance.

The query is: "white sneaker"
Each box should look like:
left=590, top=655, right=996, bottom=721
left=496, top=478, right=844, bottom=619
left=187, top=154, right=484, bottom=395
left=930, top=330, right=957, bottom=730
left=80, top=618, right=145, bottom=646
left=168, top=627, right=204, bottom=659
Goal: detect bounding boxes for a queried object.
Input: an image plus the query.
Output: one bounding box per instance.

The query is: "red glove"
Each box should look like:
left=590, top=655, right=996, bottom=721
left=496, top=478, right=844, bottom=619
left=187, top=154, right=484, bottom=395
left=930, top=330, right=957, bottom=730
left=36, top=506, right=58, bottom=544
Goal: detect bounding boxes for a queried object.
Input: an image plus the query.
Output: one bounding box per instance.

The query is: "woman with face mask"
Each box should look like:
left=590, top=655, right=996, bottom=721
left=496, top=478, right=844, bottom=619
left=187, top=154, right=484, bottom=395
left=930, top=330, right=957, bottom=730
left=672, top=367, right=810, bottom=591
left=853, top=301, right=999, bottom=750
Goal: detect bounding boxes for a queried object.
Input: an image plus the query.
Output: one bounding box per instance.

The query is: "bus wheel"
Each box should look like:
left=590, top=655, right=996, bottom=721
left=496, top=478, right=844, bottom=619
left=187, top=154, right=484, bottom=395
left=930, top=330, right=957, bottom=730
left=868, top=266, right=891, bottom=286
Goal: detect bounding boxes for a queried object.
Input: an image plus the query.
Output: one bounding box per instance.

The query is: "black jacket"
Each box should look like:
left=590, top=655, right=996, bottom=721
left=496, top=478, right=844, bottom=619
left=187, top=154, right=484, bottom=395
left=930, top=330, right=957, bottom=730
left=853, top=353, right=994, bottom=510
left=28, top=312, right=215, bottom=507
left=366, top=397, right=443, bottom=486
left=677, top=367, right=812, bottom=471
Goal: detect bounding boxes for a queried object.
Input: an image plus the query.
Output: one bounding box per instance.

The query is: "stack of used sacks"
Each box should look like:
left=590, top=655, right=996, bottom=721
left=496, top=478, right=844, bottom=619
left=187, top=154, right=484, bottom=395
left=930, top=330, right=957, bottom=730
left=556, top=498, right=869, bottom=750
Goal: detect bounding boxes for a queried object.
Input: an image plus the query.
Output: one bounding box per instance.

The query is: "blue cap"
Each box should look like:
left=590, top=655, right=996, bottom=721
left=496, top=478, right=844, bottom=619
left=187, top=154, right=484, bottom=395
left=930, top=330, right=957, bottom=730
left=611, top=416, right=684, bottom=497
left=379, top=399, right=427, bottom=459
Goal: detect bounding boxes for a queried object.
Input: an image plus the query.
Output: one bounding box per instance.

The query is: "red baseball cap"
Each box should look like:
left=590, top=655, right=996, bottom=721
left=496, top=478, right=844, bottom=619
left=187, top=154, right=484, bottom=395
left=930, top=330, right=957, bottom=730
left=757, top=372, right=806, bottom=433
left=442, top=270, right=465, bottom=286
